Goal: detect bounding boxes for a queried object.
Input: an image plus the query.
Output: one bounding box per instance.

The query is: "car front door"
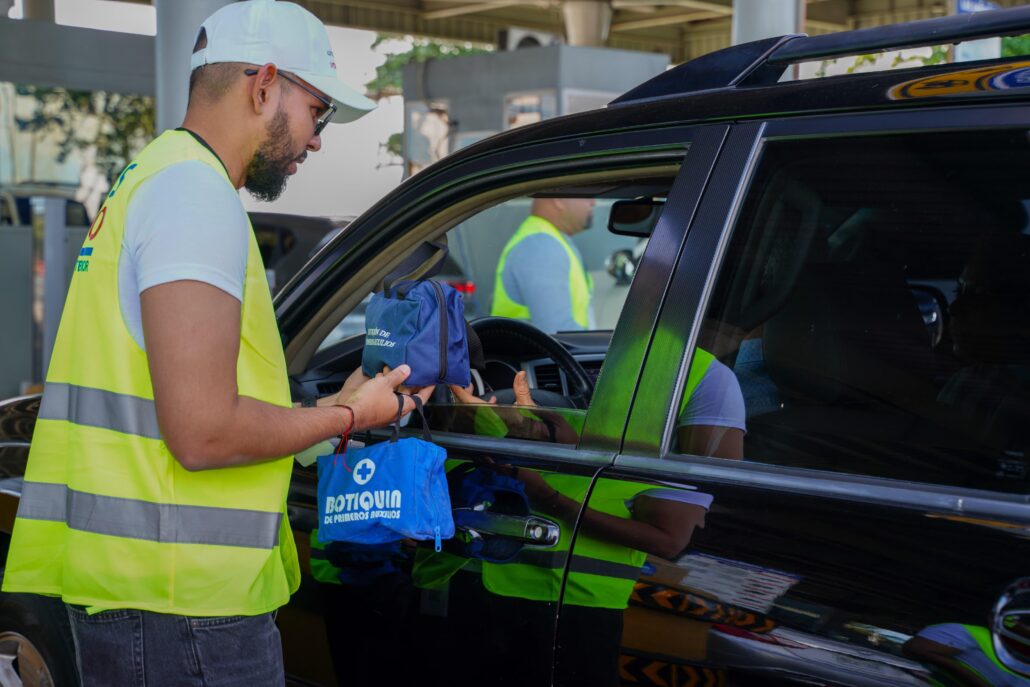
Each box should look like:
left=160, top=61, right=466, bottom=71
left=274, top=125, right=729, bottom=686
left=562, top=112, right=1030, bottom=687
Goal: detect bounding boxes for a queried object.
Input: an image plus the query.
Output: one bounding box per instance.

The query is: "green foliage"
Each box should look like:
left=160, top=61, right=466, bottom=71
left=1002, top=34, right=1030, bottom=57
left=14, top=85, right=154, bottom=182
left=847, top=54, right=880, bottom=73
left=365, top=35, right=490, bottom=99
left=815, top=45, right=950, bottom=77
left=891, top=45, right=948, bottom=68
left=384, top=132, right=403, bottom=159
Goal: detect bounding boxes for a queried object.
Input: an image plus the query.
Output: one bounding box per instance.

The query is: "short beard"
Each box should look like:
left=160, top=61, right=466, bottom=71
left=244, top=105, right=296, bottom=202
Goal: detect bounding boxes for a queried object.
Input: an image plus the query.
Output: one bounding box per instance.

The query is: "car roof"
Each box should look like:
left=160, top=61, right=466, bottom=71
left=439, top=6, right=1030, bottom=167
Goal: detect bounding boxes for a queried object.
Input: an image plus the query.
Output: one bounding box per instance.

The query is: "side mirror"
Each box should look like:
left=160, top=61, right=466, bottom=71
left=608, top=198, right=665, bottom=237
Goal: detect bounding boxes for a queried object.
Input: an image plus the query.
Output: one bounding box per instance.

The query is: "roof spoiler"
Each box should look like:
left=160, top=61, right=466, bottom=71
left=611, top=4, right=1030, bottom=107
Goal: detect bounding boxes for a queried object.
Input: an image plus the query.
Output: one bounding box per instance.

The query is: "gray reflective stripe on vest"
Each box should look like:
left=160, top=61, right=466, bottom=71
left=511, top=549, right=641, bottom=581
left=569, top=555, right=642, bottom=581
left=39, top=383, right=161, bottom=440
left=17, top=482, right=281, bottom=549
left=514, top=549, right=565, bottom=569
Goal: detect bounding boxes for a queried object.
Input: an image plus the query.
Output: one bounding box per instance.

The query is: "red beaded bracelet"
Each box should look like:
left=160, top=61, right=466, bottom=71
left=338, top=404, right=355, bottom=435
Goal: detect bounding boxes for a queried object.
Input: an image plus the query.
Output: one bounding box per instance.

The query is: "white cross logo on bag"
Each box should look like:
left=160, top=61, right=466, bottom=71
left=353, top=458, right=376, bottom=485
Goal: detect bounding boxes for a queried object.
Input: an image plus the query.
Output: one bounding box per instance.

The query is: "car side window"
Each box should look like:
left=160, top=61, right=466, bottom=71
left=316, top=177, right=675, bottom=445
left=674, top=128, right=1030, bottom=494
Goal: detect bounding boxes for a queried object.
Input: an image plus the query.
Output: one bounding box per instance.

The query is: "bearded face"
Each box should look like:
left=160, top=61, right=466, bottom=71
left=244, top=103, right=300, bottom=202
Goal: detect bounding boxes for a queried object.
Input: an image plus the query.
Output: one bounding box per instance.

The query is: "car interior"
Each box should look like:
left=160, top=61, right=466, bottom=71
left=289, top=170, right=678, bottom=446
left=287, top=127, right=1030, bottom=495
left=691, top=128, right=1030, bottom=493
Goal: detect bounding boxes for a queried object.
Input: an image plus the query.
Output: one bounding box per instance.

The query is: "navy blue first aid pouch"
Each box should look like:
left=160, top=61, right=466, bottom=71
left=317, top=396, right=455, bottom=550
left=362, top=279, right=471, bottom=388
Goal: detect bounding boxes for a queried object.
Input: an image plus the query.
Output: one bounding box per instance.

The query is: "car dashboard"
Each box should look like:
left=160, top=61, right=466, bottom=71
left=293, top=326, right=613, bottom=400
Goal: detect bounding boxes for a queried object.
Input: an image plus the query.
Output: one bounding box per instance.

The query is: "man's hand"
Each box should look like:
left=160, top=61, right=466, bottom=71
left=449, top=383, right=496, bottom=405
left=326, top=367, right=370, bottom=406
left=344, top=365, right=434, bottom=431
left=448, top=371, right=536, bottom=406
left=512, top=371, right=534, bottom=406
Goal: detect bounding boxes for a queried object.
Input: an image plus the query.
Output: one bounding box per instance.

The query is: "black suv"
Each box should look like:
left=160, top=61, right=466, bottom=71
left=2, top=8, right=1030, bottom=687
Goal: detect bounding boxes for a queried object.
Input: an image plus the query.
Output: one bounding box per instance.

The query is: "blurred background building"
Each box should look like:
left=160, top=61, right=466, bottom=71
left=0, top=0, right=1028, bottom=397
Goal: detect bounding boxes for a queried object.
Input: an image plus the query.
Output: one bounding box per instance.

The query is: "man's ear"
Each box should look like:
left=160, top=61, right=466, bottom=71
left=249, top=63, right=278, bottom=116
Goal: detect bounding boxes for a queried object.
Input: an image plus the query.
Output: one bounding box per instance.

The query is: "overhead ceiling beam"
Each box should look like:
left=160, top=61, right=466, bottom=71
left=612, top=9, right=723, bottom=30
left=806, top=18, right=848, bottom=31
left=612, top=0, right=732, bottom=13
left=422, top=1, right=533, bottom=21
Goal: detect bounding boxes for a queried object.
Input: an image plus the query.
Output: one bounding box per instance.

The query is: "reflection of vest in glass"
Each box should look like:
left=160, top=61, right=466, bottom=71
left=491, top=216, right=593, bottom=329
left=954, top=625, right=1024, bottom=686
left=310, top=530, right=341, bottom=585
left=2, top=130, right=300, bottom=616
left=482, top=349, right=716, bottom=609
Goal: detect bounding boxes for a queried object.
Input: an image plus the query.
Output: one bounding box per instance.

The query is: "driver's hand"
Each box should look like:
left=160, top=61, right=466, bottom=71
left=449, top=383, right=496, bottom=405
left=449, top=371, right=537, bottom=407
left=512, top=371, right=534, bottom=406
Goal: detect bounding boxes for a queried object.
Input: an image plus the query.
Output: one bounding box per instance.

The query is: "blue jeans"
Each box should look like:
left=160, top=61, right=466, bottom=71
left=66, top=605, right=285, bottom=687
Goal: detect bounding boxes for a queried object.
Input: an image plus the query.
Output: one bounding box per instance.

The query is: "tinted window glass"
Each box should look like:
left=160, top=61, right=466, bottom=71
left=675, top=129, right=1030, bottom=493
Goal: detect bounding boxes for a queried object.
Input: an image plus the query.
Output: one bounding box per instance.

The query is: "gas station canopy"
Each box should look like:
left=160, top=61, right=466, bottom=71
left=119, top=0, right=1027, bottom=62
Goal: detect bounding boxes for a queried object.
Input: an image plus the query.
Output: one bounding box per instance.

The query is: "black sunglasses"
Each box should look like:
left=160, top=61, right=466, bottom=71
left=244, top=68, right=336, bottom=135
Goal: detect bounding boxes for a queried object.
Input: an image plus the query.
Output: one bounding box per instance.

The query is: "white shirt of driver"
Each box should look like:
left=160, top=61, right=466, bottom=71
left=118, top=160, right=250, bottom=350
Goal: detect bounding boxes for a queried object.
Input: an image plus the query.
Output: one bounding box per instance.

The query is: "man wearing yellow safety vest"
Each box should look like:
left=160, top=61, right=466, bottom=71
left=491, top=197, right=597, bottom=333
left=2, top=2, right=431, bottom=684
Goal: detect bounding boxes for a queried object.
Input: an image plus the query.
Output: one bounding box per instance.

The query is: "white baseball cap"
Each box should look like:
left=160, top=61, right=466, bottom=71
left=190, top=0, right=376, bottom=123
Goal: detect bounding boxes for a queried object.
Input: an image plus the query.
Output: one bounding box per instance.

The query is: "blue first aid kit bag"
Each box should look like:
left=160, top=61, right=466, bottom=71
left=361, top=243, right=471, bottom=388
left=317, top=396, right=455, bottom=550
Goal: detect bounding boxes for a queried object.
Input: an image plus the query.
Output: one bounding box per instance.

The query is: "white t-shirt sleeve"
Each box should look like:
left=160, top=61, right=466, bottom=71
left=677, top=359, right=747, bottom=432
left=118, top=160, right=249, bottom=350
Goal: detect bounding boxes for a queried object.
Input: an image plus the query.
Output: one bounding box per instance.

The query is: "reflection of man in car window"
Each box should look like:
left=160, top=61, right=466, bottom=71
left=677, top=348, right=747, bottom=459
left=938, top=234, right=1030, bottom=447
left=482, top=470, right=712, bottom=687
left=491, top=197, right=596, bottom=333
left=904, top=623, right=1025, bottom=687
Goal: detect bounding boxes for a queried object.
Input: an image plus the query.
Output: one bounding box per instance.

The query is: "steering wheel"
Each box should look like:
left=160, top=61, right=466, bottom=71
left=470, top=317, right=595, bottom=410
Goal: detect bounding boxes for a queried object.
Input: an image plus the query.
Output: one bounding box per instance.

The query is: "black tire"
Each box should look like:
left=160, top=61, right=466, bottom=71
left=0, top=574, right=79, bottom=687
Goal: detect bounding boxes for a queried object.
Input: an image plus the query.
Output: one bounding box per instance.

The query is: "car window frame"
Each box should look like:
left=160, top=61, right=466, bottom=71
left=276, top=126, right=715, bottom=350
left=279, top=125, right=733, bottom=456
left=621, top=103, right=1030, bottom=512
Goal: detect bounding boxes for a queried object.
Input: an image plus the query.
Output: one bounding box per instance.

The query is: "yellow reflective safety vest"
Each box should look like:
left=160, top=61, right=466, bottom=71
left=491, top=216, right=593, bottom=329
left=3, top=130, right=300, bottom=617
left=482, top=349, right=716, bottom=609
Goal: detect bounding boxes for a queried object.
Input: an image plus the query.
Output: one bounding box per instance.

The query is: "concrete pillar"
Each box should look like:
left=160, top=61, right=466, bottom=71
left=154, top=0, right=232, bottom=133
left=22, top=0, right=53, bottom=21
left=562, top=0, right=612, bottom=47
left=732, top=0, right=804, bottom=45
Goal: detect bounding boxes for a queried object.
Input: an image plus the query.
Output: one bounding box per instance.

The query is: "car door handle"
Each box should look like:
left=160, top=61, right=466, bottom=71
left=992, top=578, right=1030, bottom=677
left=452, top=508, right=560, bottom=547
